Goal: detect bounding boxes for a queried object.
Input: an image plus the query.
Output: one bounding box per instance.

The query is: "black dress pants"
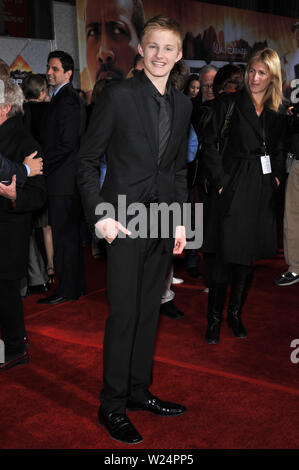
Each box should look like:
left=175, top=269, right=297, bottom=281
left=0, top=279, right=26, bottom=354
left=100, top=235, right=172, bottom=414
left=48, top=194, right=85, bottom=299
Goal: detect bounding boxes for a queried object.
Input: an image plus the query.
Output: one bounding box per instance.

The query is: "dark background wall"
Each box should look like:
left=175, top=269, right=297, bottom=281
left=57, top=0, right=299, bottom=18
left=194, top=0, right=299, bottom=17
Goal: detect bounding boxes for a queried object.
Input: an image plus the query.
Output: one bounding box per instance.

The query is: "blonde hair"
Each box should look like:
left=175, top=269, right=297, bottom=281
left=140, top=15, right=183, bottom=51
left=245, top=48, right=282, bottom=112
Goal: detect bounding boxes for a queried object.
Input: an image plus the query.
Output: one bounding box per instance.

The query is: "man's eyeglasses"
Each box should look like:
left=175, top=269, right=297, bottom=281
left=201, top=84, right=213, bottom=90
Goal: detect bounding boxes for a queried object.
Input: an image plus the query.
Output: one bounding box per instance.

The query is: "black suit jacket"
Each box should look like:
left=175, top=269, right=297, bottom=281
left=23, top=101, right=50, bottom=144
left=42, top=83, right=86, bottom=195
left=77, top=73, right=192, bottom=227
left=0, top=116, right=46, bottom=280
left=0, top=151, right=27, bottom=185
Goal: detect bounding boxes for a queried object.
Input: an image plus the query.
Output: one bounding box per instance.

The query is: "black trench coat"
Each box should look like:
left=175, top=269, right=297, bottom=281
left=0, top=116, right=46, bottom=280
left=201, top=88, right=286, bottom=266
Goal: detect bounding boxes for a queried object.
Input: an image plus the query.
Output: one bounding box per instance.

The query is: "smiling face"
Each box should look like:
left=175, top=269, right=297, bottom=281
left=248, top=61, right=272, bottom=97
left=138, top=28, right=182, bottom=86
left=85, top=0, right=139, bottom=84
left=46, top=58, right=72, bottom=90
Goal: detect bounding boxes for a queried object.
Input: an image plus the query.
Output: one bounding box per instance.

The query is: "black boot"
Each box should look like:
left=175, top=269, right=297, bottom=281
left=227, top=305, right=247, bottom=338
left=205, top=283, right=227, bottom=344
left=227, top=265, right=251, bottom=338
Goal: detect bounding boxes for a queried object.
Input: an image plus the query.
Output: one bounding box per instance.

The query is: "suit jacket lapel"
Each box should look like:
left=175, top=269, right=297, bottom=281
left=263, top=108, right=275, bottom=152
left=132, top=78, right=158, bottom=160
left=236, top=89, right=265, bottom=143
left=51, top=82, right=70, bottom=105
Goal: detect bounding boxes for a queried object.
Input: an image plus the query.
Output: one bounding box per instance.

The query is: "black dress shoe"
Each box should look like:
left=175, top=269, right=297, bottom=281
left=127, top=394, right=186, bottom=416
left=98, top=407, right=142, bottom=444
left=160, top=300, right=184, bottom=319
left=0, top=350, right=29, bottom=371
left=37, top=294, right=78, bottom=305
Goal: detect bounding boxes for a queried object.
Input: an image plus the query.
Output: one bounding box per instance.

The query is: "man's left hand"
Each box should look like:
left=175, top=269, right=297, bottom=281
left=23, top=150, right=43, bottom=177
left=173, top=225, right=186, bottom=255
left=0, top=174, right=17, bottom=200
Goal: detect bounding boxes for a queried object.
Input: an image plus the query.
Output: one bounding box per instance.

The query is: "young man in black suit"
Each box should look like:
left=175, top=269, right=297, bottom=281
left=78, top=15, right=192, bottom=444
left=38, top=51, right=86, bottom=305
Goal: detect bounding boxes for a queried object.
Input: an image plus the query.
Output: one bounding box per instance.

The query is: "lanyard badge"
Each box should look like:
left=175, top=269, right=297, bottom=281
left=260, top=140, right=272, bottom=175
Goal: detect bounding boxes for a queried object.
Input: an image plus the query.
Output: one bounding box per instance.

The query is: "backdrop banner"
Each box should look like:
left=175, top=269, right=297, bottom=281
left=76, top=0, right=299, bottom=97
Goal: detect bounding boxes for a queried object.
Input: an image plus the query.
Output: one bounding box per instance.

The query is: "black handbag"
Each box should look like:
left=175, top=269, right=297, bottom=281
left=188, top=104, right=214, bottom=188
left=202, top=98, right=236, bottom=193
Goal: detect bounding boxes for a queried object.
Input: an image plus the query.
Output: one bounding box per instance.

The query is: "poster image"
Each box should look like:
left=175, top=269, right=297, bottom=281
left=76, top=0, right=299, bottom=97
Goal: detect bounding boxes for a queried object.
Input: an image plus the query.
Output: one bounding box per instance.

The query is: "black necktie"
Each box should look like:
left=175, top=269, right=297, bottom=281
left=156, top=94, right=171, bottom=163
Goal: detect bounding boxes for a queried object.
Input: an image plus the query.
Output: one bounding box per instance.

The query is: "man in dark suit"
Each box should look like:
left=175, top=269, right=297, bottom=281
left=0, top=78, right=46, bottom=371
left=78, top=15, right=192, bottom=444
left=38, top=51, right=86, bottom=305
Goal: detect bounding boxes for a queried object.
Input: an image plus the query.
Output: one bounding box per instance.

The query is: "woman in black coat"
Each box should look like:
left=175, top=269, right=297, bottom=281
left=0, top=79, right=46, bottom=369
left=201, top=48, right=286, bottom=344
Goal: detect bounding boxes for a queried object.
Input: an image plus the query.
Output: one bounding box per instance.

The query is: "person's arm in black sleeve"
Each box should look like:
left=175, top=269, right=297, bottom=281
left=271, top=113, right=287, bottom=185
left=201, top=97, right=230, bottom=191
left=77, top=86, right=115, bottom=226
left=0, top=151, right=27, bottom=185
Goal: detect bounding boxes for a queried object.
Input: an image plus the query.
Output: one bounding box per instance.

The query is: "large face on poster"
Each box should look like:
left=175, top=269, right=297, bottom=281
left=76, top=0, right=299, bottom=95
left=76, top=0, right=144, bottom=94
left=85, top=0, right=141, bottom=82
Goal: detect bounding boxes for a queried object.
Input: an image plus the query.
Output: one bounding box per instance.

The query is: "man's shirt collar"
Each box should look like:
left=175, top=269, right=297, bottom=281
left=52, top=81, right=69, bottom=98
left=140, top=70, right=172, bottom=99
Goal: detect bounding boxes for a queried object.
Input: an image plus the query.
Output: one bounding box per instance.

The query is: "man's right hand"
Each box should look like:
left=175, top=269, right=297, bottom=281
left=23, top=151, right=43, bottom=176
left=95, top=217, right=131, bottom=244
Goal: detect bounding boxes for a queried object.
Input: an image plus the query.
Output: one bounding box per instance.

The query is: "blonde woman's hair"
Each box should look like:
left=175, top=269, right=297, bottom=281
left=245, top=48, right=282, bottom=112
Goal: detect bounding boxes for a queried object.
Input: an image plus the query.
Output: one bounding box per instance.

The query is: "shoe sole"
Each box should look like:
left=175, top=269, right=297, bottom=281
left=275, top=279, right=299, bottom=286
left=37, top=298, right=77, bottom=305
left=0, top=356, right=29, bottom=371
left=231, top=332, right=247, bottom=338
left=97, top=415, right=143, bottom=444
left=205, top=339, right=219, bottom=344
left=126, top=406, right=186, bottom=416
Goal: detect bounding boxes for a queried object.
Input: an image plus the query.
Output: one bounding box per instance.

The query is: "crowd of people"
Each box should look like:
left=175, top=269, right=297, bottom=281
left=0, top=13, right=298, bottom=445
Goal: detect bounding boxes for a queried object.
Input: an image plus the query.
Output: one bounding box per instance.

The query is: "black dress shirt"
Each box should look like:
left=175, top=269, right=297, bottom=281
left=139, top=71, right=173, bottom=201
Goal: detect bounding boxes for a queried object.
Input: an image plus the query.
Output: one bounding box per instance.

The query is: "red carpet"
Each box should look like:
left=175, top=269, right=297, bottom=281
left=0, top=249, right=298, bottom=450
